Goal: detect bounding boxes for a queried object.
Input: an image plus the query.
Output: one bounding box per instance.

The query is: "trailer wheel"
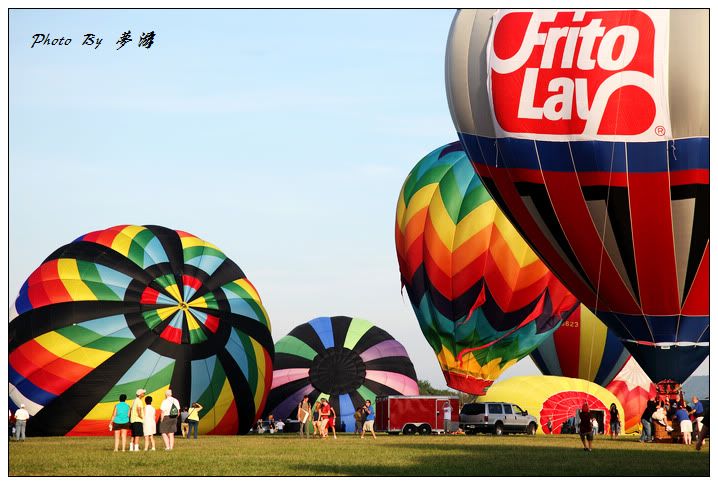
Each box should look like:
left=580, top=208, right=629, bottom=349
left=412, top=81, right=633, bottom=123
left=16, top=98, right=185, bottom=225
left=418, top=424, right=432, bottom=435
left=403, top=424, right=417, bottom=435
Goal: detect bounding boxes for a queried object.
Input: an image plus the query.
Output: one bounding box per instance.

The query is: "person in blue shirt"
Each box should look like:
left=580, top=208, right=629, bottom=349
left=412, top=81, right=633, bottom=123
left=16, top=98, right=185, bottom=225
left=690, top=396, right=704, bottom=434
left=675, top=404, right=691, bottom=445
left=360, top=400, right=376, bottom=440
left=109, top=394, right=131, bottom=452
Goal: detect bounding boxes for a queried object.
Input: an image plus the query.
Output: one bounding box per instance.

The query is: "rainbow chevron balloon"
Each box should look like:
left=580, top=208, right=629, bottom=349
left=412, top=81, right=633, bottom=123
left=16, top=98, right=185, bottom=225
left=395, top=142, right=578, bottom=395
left=9, top=225, right=273, bottom=435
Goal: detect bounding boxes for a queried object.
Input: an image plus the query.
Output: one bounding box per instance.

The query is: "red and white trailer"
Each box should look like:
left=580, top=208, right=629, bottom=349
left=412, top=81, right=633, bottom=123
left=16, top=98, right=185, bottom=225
left=375, top=395, right=460, bottom=435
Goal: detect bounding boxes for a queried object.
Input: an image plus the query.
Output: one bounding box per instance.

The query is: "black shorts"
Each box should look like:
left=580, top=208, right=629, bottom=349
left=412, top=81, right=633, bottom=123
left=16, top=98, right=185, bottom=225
left=112, top=422, right=130, bottom=430
left=131, top=422, right=144, bottom=437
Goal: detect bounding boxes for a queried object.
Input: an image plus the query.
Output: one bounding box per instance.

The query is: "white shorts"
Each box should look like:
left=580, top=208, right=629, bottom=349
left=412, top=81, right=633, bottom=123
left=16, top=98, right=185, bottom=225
left=680, top=420, right=692, bottom=433
left=363, top=420, right=374, bottom=432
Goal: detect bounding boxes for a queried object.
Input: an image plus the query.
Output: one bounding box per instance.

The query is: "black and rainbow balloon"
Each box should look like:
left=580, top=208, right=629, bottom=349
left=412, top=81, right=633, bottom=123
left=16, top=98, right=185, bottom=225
left=265, top=316, right=419, bottom=432
left=9, top=225, right=273, bottom=435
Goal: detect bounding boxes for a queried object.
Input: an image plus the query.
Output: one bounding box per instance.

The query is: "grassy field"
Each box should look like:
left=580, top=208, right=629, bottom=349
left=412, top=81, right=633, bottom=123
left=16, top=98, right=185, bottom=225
left=9, top=433, right=709, bottom=476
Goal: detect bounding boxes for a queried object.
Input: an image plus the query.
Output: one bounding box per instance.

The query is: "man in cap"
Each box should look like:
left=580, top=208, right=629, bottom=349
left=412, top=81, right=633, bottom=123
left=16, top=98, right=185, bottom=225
left=14, top=404, right=30, bottom=441
left=129, top=389, right=146, bottom=451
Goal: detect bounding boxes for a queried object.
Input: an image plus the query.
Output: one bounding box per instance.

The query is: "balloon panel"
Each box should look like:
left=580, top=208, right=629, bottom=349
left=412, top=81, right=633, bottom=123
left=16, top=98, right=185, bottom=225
left=530, top=305, right=630, bottom=387
left=9, top=225, right=273, bottom=435
left=606, top=357, right=657, bottom=434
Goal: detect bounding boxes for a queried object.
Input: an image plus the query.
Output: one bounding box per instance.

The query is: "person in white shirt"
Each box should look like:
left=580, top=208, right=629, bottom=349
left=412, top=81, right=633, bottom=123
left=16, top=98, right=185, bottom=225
left=143, top=395, right=157, bottom=451
left=14, top=404, right=30, bottom=441
left=159, top=389, right=181, bottom=450
left=443, top=402, right=453, bottom=434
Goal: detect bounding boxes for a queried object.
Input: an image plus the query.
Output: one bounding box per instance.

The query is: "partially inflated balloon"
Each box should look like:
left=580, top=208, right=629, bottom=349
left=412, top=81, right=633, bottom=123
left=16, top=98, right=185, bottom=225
left=606, top=357, right=657, bottom=434
left=530, top=305, right=630, bottom=387
left=9, top=225, right=273, bottom=435
left=446, top=9, right=709, bottom=383
left=479, top=376, right=624, bottom=435
left=395, top=142, right=578, bottom=395
left=265, top=316, right=418, bottom=432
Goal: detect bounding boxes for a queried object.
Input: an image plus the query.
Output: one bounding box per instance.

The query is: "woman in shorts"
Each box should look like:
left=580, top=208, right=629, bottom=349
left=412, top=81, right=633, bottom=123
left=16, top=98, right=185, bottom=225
left=109, top=394, right=131, bottom=452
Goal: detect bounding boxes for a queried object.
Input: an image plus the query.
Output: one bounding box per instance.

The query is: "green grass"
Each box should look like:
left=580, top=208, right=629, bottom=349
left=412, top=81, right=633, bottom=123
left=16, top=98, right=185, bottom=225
left=9, top=433, right=709, bottom=476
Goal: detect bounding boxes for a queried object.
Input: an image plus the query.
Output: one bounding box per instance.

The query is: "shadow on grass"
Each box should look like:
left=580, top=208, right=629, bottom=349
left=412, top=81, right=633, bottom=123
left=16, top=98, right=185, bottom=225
left=301, top=442, right=710, bottom=477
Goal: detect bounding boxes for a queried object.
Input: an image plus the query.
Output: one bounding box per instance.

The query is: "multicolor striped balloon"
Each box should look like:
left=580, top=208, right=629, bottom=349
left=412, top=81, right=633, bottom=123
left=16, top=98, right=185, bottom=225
left=395, top=142, right=578, bottom=395
left=530, top=304, right=630, bottom=387
left=265, top=316, right=418, bottom=432
left=9, top=225, right=273, bottom=436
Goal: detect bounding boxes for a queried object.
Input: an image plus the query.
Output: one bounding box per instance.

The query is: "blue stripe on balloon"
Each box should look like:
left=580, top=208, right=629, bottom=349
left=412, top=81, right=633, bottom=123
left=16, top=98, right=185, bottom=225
left=14, top=280, right=32, bottom=315
left=339, top=394, right=355, bottom=432
left=461, top=134, right=708, bottom=174
left=94, top=264, right=133, bottom=300
left=9, top=365, right=58, bottom=407
left=309, top=317, right=334, bottom=349
left=190, top=355, right=216, bottom=404
left=142, top=236, right=169, bottom=268
left=116, top=350, right=174, bottom=385
left=225, top=328, right=250, bottom=380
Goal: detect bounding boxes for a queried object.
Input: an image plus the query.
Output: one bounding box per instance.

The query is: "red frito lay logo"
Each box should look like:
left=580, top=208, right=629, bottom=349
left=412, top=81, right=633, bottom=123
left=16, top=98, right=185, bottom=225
left=487, top=10, right=670, bottom=140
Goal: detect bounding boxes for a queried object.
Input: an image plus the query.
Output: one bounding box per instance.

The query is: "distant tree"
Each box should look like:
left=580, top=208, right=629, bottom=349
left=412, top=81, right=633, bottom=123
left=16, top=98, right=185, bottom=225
left=417, top=379, right=475, bottom=405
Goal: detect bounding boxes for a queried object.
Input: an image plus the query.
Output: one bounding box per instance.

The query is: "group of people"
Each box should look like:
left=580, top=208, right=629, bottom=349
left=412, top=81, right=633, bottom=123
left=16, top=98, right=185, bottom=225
left=640, top=394, right=706, bottom=446
left=109, top=389, right=203, bottom=451
left=295, top=396, right=376, bottom=439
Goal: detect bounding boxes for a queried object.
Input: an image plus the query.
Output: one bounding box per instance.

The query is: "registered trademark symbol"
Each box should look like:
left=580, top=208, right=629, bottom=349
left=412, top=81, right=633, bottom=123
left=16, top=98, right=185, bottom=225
left=655, top=126, right=666, bottom=136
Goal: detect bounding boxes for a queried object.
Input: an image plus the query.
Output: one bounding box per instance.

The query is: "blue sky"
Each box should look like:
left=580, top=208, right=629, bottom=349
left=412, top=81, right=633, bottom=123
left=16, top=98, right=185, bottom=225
left=8, top=9, right=707, bottom=390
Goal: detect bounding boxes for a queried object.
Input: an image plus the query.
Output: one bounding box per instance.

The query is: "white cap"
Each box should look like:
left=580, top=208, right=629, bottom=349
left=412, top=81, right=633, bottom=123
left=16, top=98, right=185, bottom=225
left=136, top=389, right=147, bottom=396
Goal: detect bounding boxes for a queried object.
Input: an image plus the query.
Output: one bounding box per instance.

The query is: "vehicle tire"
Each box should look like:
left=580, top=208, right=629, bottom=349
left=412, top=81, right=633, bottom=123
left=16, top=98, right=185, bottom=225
left=526, top=422, right=537, bottom=436
left=403, top=424, right=417, bottom=435
left=493, top=422, right=504, bottom=436
left=418, top=424, right=432, bottom=435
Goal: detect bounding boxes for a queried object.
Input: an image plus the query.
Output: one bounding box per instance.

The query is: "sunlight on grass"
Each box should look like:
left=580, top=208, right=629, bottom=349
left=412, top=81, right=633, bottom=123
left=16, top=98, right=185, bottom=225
left=9, top=434, right=709, bottom=476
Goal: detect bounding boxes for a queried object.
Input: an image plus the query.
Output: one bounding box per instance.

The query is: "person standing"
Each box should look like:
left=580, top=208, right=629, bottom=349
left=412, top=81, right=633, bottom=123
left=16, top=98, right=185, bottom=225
left=443, top=401, right=453, bottom=434
left=159, top=389, right=181, bottom=450
left=676, top=404, right=692, bottom=445
left=13, top=404, right=30, bottom=442
left=143, top=395, right=157, bottom=451
left=109, top=394, right=131, bottom=451
left=180, top=407, right=190, bottom=438
left=578, top=403, right=593, bottom=451
left=639, top=397, right=657, bottom=443
left=609, top=403, right=620, bottom=439
left=353, top=406, right=365, bottom=435
left=312, top=400, right=321, bottom=438
left=318, top=399, right=331, bottom=438
left=326, top=403, right=338, bottom=439
left=297, top=395, right=311, bottom=438
left=129, top=389, right=146, bottom=452
left=695, top=408, right=709, bottom=451
left=361, top=400, right=376, bottom=440
left=186, top=402, right=203, bottom=439
left=690, top=396, right=704, bottom=434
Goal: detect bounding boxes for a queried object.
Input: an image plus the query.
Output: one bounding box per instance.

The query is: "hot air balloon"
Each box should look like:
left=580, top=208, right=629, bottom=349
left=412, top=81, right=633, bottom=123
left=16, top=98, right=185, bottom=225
left=445, top=9, right=709, bottom=384
left=395, top=142, right=578, bottom=395
left=530, top=304, right=630, bottom=387
left=9, top=225, right=273, bottom=436
left=478, top=375, right=624, bottom=435
left=606, top=357, right=657, bottom=434
left=265, top=316, right=418, bottom=432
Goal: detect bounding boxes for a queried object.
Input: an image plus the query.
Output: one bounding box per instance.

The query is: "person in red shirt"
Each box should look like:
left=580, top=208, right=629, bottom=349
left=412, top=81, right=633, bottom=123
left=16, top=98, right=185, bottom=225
left=319, top=398, right=331, bottom=438
left=326, top=404, right=337, bottom=439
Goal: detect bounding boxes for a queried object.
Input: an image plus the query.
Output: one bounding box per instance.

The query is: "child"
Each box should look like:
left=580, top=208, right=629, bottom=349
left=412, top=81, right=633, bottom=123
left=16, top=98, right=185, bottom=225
left=143, top=395, right=157, bottom=451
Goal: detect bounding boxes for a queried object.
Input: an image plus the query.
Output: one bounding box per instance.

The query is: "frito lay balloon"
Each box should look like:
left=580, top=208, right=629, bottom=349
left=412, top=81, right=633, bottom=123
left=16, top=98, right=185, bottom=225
left=446, top=10, right=708, bottom=383
left=395, top=142, right=577, bottom=395
left=9, top=225, right=273, bottom=435
left=478, top=375, right=624, bottom=435
left=530, top=304, right=630, bottom=387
